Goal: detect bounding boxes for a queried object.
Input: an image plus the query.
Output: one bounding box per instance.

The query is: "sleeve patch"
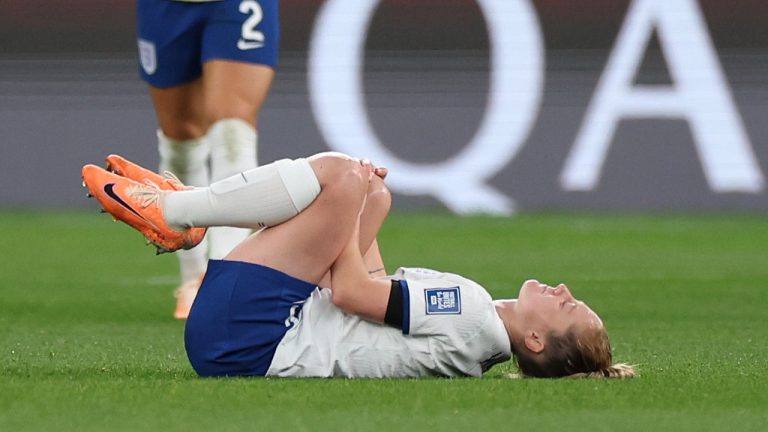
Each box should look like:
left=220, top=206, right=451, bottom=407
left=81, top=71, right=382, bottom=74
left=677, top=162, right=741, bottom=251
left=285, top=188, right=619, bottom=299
left=424, top=287, right=461, bottom=315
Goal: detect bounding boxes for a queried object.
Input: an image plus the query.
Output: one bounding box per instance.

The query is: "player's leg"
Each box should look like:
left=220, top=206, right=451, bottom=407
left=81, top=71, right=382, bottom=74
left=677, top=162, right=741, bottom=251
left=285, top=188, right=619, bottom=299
left=315, top=174, right=391, bottom=287
left=83, top=152, right=326, bottom=253
left=199, top=62, right=273, bottom=259
left=184, top=154, right=368, bottom=378
left=137, top=0, right=215, bottom=316
left=150, top=81, right=207, bottom=141
left=224, top=154, right=376, bottom=285
left=85, top=150, right=377, bottom=284
left=199, top=0, right=280, bottom=259
left=149, top=83, right=212, bottom=314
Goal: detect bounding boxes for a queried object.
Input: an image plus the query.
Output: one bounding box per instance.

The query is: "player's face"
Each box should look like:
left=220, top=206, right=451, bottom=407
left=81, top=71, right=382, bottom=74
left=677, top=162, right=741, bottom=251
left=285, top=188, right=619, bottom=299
left=516, top=279, right=603, bottom=336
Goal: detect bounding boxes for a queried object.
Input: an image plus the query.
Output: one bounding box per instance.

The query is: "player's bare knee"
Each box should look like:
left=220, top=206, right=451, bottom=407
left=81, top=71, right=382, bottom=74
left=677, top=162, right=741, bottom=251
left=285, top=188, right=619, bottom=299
left=327, top=168, right=368, bottom=207
left=366, top=178, right=392, bottom=215
left=161, top=120, right=207, bottom=141
left=308, top=154, right=366, bottom=189
left=315, top=166, right=368, bottom=222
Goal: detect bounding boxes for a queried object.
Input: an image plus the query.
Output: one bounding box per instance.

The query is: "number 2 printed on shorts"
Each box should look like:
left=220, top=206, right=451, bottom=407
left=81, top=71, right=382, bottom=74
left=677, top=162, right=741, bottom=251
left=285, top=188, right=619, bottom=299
left=238, top=0, right=265, bottom=50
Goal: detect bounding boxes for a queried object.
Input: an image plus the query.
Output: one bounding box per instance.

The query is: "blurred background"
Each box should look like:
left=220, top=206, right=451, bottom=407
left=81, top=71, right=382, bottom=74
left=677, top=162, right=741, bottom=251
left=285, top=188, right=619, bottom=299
left=1, top=0, right=766, bottom=212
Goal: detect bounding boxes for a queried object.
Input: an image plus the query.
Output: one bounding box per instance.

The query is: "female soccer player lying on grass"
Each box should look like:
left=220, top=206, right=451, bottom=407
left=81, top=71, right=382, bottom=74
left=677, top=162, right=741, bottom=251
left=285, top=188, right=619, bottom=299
left=82, top=153, right=634, bottom=379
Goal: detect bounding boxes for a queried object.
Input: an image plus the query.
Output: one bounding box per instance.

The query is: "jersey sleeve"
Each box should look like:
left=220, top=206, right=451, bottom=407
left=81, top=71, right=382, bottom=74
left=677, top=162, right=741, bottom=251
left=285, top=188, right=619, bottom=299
left=394, top=268, right=491, bottom=339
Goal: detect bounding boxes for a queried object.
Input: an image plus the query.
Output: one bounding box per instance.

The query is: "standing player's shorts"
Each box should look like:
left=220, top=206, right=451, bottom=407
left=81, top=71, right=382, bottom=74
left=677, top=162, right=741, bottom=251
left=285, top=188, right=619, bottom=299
left=136, top=0, right=280, bottom=88
left=185, top=260, right=316, bottom=377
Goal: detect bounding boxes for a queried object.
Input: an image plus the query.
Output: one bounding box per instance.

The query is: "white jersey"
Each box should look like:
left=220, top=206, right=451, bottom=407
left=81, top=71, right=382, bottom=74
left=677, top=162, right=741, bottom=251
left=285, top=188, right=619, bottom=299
left=266, top=267, right=512, bottom=378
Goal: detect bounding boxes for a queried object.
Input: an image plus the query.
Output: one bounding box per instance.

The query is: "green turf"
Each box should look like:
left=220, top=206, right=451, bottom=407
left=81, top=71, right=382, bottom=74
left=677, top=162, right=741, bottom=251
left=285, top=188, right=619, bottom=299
left=1, top=211, right=767, bottom=431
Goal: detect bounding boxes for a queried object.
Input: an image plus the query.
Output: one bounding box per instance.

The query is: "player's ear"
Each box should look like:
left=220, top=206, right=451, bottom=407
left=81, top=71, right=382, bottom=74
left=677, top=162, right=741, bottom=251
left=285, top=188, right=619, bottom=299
left=524, top=330, right=545, bottom=353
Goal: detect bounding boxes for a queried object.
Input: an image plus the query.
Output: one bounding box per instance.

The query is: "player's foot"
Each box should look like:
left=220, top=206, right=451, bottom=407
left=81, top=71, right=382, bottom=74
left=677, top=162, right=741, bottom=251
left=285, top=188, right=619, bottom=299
left=81, top=164, right=206, bottom=254
left=105, top=154, right=185, bottom=191
left=173, top=274, right=204, bottom=320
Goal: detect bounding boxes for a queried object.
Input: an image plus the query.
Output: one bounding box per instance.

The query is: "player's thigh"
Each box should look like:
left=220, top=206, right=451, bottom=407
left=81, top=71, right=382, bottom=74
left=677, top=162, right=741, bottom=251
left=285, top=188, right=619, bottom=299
left=137, top=0, right=213, bottom=139
left=226, top=158, right=369, bottom=285
left=149, top=81, right=207, bottom=140
left=200, top=0, right=279, bottom=125
left=202, top=61, right=275, bottom=126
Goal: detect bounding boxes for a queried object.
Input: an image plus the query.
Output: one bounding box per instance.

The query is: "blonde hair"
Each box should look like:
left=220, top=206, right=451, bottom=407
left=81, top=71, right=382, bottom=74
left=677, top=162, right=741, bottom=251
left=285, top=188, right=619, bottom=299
left=510, top=325, right=636, bottom=379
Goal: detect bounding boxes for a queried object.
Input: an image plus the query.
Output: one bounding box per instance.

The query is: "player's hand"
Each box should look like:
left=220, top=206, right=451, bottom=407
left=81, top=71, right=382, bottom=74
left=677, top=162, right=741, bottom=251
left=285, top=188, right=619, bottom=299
left=373, top=166, right=388, bottom=179
left=359, top=158, right=388, bottom=180
left=359, top=158, right=374, bottom=182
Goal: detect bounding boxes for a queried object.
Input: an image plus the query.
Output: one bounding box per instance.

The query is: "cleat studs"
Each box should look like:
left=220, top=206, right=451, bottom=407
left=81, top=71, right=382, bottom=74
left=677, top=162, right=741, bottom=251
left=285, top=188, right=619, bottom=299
left=82, top=180, right=86, bottom=188
left=99, top=209, right=107, bottom=214
left=86, top=192, right=93, bottom=198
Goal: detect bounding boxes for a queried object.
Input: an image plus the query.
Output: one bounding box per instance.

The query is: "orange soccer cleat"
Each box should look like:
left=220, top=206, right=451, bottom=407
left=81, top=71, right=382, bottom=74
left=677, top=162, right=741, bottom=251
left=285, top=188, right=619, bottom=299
left=82, top=164, right=206, bottom=254
left=105, top=154, right=185, bottom=192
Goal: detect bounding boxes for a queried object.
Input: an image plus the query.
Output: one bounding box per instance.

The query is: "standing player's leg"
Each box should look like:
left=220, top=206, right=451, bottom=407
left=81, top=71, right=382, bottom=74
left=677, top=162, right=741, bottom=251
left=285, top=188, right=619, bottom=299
left=149, top=82, right=212, bottom=318
left=200, top=0, right=280, bottom=260
left=137, top=0, right=215, bottom=317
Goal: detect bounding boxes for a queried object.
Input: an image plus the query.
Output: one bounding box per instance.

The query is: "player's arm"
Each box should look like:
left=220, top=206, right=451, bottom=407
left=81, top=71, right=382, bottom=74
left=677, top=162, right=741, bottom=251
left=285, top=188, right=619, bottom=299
left=329, top=217, right=391, bottom=323
left=363, top=238, right=386, bottom=278
left=319, top=172, right=390, bottom=287
left=357, top=169, right=390, bottom=277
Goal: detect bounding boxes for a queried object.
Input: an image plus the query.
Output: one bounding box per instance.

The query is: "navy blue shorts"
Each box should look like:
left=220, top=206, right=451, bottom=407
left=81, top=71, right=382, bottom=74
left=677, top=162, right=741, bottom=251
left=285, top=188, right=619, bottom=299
left=136, top=0, right=280, bottom=88
left=184, top=260, right=315, bottom=377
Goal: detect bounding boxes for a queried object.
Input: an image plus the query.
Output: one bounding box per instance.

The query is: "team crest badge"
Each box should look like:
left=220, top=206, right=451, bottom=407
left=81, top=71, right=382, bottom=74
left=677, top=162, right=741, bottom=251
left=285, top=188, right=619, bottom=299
left=425, top=287, right=461, bottom=315
left=138, top=39, right=157, bottom=75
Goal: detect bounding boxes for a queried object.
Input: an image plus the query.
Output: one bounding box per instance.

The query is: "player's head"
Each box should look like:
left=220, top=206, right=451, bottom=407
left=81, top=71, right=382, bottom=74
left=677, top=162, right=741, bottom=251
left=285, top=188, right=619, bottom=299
left=508, top=279, right=635, bottom=378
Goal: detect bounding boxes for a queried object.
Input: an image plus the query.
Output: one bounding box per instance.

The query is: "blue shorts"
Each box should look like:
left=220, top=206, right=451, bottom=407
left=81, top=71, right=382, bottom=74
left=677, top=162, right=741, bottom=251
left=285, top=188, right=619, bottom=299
left=184, top=260, right=315, bottom=377
left=136, top=0, right=280, bottom=88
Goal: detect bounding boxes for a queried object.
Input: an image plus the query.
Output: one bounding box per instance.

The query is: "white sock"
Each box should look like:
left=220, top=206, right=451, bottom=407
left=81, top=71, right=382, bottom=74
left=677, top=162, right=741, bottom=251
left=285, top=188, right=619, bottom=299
left=176, top=247, right=208, bottom=284
left=158, top=130, right=210, bottom=283
left=208, top=118, right=257, bottom=259
left=158, top=130, right=211, bottom=187
left=164, top=158, right=321, bottom=230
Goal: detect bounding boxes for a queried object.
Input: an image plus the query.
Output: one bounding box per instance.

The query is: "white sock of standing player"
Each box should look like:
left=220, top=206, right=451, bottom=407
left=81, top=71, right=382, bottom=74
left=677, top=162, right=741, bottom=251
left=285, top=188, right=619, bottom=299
left=158, top=130, right=211, bottom=285
left=207, top=118, right=257, bottom=259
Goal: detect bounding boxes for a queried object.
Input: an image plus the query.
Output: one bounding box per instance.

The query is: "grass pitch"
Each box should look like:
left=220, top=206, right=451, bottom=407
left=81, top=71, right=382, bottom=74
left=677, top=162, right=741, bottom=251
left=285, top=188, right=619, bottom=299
left=1, top=211, right=767, bottom=431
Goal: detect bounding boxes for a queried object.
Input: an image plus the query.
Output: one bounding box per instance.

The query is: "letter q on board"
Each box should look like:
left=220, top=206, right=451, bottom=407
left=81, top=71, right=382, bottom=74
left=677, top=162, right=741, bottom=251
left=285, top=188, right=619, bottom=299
left=308, top=0, right=545, bottom=214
